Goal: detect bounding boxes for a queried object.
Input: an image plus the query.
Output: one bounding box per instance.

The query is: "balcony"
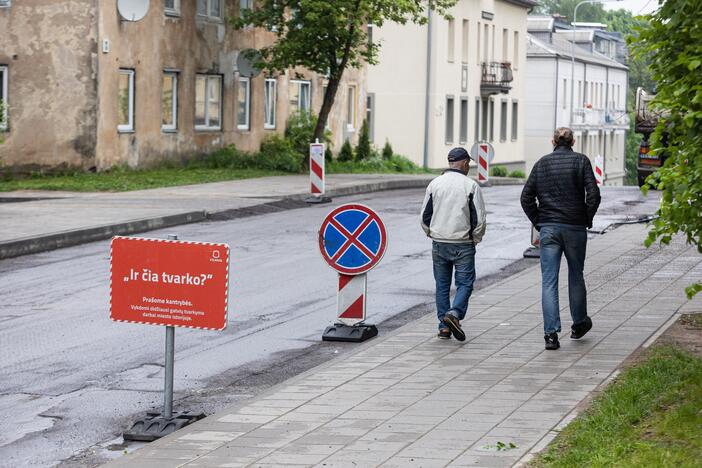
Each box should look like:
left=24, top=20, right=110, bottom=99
left=480, top=62, right=513, bottom=96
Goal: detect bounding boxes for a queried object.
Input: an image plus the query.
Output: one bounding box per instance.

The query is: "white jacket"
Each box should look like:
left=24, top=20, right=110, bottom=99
left=420, top=170, right=487, bottom=244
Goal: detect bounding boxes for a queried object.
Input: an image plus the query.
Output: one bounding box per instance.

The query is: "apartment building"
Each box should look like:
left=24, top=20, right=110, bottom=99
left=367, top=0, right=536, bottom=170
left=0, top=0, right=364, bottom=172
left=525, top=16, right=629, bottom=185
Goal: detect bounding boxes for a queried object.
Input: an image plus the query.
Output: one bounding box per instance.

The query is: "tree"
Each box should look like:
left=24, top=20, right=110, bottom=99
left=233, top=0, right=456, bottom=143
left=632, top=0, right=702, bottom=298
left=356, top=119, right=371, bottom=161
left=536, top=0, right=606, bottom=22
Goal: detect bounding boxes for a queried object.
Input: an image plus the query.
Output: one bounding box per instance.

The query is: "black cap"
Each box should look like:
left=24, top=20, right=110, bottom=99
left=447, top=147, right=469, bottom=162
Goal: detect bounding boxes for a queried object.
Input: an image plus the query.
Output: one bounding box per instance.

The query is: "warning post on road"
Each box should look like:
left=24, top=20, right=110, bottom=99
left=470, top=141, right=495, bottom=185
left=318, top=203, right=387, bottom=342
left=305, top=140, right=331, bottom=204
left=110, top=235, right=230, bottom=442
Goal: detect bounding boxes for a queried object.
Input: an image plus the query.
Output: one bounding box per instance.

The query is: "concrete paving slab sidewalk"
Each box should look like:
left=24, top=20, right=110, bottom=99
left=0, top=174, right=445, bottom=259
left=107, top=224, right=702, bottom=467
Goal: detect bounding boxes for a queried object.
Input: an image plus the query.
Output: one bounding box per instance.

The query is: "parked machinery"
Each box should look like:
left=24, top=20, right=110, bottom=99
left=634, top=87, right=668, bottom=187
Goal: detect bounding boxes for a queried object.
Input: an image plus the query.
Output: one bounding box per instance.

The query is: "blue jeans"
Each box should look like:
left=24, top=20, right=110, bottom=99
left=539, top=224, right=588, bottom=334
left=432, top=241, right=476, bottom=330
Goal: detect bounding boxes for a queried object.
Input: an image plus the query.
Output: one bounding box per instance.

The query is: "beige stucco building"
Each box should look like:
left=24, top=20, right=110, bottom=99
left=367, top=0, right=536, bottom=170
left=0, top=0, right=364, bottom=172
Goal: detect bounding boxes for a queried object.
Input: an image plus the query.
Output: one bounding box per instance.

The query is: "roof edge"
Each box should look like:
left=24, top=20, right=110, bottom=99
left=501, top=0, right=540, bottom=9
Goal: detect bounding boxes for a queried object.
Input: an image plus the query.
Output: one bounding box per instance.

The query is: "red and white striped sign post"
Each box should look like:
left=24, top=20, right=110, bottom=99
left=594, top=154, right=604, bottom=186
left=306, top=140, right=331, bottom=204
left=319, top=204, right=388, bottom=342
left=470, top=141, right=495, bottom=185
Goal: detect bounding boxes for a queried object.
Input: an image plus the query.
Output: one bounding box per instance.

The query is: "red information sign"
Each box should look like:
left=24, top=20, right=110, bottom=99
left=110, top=236, right=230, bottom=330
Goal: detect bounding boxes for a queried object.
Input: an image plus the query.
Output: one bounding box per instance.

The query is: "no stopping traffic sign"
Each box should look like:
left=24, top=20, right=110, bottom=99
left=318, top=203, right=387, bottom=275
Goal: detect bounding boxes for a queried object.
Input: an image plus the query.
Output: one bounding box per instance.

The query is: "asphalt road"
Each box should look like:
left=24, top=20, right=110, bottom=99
left=0, top=186, right=660, bottom=467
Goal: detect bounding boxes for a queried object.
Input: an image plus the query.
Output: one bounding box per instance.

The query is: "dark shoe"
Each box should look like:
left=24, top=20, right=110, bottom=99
left=443, top=314, right=466, bottom=342
left=571, top=317, right=593, bottom=339
left=437, top=328, right=451, bottom=339
left=544, top=333, right=560, bottom=350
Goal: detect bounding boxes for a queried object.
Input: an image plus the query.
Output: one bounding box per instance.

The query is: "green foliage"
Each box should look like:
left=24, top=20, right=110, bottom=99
left=285, top=111, right=332, bottom=159
left=356, top=119, right=371, bottom=161
left=328, top=154, right=424, bottom=174
left=508, top=170, right=525, bottom=179
left=257, top=135, right=304, bottom=172
left=633, top=0, right=702, bottom=297
left=532, top=344, right=702, bottom=467
left=382, top=140, right=393, bottom=160
left=490, top=165, right=508, bottom=177
left=232, top=0, right=457, bottom=139
left=0, top=99, right=6, bottom=144
left=338, top=140, right=354, bottom=162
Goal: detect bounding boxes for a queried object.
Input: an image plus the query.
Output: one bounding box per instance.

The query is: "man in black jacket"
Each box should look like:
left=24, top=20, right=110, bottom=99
left=521, top=127, right=601, bottom=350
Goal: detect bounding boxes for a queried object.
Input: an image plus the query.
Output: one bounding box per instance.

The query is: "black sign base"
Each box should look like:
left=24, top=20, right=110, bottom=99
left=304, top=195, right=332, bottom=204
left=123, top=411, right=206, bottom=442
left=322, top=323, right=378, bottom=343
left=523, top=246, right=540, bottom=258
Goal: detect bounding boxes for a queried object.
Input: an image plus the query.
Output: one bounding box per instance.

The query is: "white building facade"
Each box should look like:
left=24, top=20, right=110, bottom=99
left=524, top=17, right=629, bottom=185
left=366, top=0, right=536, bottom=170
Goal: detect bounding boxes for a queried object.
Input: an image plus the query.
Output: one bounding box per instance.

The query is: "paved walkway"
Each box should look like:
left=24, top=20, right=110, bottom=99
left=108, top=224, right=702, bottom=467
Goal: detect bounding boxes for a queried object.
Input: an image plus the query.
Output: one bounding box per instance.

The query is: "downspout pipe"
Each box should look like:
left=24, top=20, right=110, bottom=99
left=422, top=8, right=433, bottom=170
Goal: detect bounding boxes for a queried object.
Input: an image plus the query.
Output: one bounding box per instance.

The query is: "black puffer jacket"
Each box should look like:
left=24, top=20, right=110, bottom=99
left=520, top=145, right=601, bottom=228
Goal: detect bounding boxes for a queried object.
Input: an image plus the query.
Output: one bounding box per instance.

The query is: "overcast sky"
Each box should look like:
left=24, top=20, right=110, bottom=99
left=604, top=0, right=660, bottom=15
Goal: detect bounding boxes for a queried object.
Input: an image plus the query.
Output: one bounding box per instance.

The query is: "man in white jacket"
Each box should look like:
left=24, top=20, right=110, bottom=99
left=420, top=147, right=487, bottom=341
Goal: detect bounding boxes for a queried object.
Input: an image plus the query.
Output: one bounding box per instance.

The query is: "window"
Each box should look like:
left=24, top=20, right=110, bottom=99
left=366, top=93, right=375, bottom=143
left=513, top=31, right=519, bottom=67
left=488, top=98, right=494, bottom=142
left=578, top=80, right=582, bottom=106
left=197, top=0, right=221, bottom=19
left=162, top=72, right=178, bottom=131
left=459, top=97, right=468, bottom=145
left=346, top=85, right=357, bottom=130
left=563, top=78, right=567, bottom=109
left=239, top=0, right=252, bottom=17
left=445, top=96, right=454, bottom=144
left=462, top=20, right=469, bottom=63
left=117, top=69, right=134, bottom=132
left=289, top=80, right=311, bottom=114
left=461, top=64, right=468, bottom=92
left=500, top=100, right=508, bottom=142
left=195, top=74, right=222, bottom=130
left=502, top=28, right=508, bottom=62
left=0, top=66, right=7, bottom=130
left=491, top=25, right=495, bottom=62
left=476, top=22, right=481, bottom=65
left=0, top=0, right=10, bottom=7
left=237, top=77, right=250, bottom=130
left=474, top=97, right=480, bottom=142
left=164, top=0, right=180, bottom=15
left=447, top=19, right=455, bottom=62
left=264, top=78, right=277, bottom=129
left=483, top=24, right=489, bottom=63
left=511, top=100, right=518, bottom=141
left=481, top=98, right=488, bottom=141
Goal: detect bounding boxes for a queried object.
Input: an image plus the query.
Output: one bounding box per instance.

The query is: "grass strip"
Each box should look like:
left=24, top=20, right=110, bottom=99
left=532, top=344, right=702, bottom=468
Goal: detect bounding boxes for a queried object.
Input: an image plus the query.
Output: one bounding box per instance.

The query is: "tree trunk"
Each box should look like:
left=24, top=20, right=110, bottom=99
left=313, top=77, right=341, bottom=144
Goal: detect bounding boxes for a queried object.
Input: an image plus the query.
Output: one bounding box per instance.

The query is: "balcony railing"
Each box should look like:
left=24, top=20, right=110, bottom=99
left=480, top=62, right=513, bottom=96
left=572, top=108, right=630, bottom=127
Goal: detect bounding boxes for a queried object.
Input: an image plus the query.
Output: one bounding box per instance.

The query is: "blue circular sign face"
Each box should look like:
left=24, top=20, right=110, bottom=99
left=318, top=203, right=387, bottom=275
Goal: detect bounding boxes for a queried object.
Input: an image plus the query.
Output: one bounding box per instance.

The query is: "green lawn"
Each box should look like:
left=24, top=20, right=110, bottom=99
left=532, top=343, right=702, bottom=468
left=0, top=167, right=286, bottom=192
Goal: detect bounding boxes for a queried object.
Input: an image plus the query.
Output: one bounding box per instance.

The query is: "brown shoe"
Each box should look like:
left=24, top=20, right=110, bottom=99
left=437, top=328, right=451, bottom=339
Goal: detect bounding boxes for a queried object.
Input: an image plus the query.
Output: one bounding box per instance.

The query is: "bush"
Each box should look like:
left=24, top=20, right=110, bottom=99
left=356, top=120, right=372, bottom=161
left=188, top=145, right=254, bottom=169
left=508, top=170, right=525, bottom=178
left=328, top=154, right=422, bottom=174
left=490, top=165, right=508, bottom=177
left=285, top=111, right=332, bottom=161
left=382, top=141, right=393, bottom=160
left=257, top=135, right=304, bottom=172
left=338, top=140, right=354, bottom=162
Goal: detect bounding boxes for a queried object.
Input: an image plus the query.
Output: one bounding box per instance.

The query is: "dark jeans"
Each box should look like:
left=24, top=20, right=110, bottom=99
left=432, top=241, right=476, bottom=330
left=539, top=224, right=588, bottom=334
